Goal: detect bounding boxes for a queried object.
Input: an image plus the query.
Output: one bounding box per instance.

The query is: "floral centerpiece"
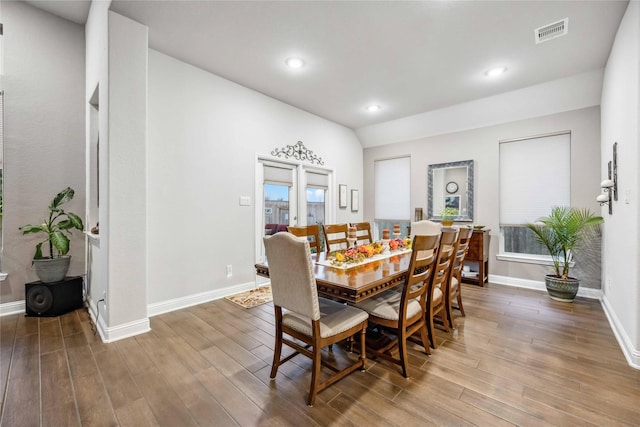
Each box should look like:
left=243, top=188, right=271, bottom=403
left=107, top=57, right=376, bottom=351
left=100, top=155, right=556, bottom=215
left=388, top=237, right=412, bottom=251
left=329, top=242, right=385, bottom=266
left=329, top=239, right=412, bottom=266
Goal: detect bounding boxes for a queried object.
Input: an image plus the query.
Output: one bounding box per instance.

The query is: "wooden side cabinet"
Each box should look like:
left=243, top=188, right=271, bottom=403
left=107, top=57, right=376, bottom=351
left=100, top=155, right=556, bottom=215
left=462, top=229, right=490, bottom=286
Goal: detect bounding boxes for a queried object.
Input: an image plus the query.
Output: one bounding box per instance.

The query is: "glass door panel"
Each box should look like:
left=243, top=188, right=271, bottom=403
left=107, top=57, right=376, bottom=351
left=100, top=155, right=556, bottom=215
left=264, top=183, right=292, bottom=235
left=306, top=186, right=326, bottom=252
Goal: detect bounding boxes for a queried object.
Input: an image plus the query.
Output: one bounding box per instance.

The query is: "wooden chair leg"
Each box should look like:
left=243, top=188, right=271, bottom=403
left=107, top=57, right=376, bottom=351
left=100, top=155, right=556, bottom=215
left=427, top=311, right=437, bottom=349
left=359, top=328, right=367, bottom=371
left=398, top=328, right=409, bottom=378
left=307, top=344, right=322, bottom=406
left=445, top=299, right=455, bottom=330
left=418, top=318, right=431, bottom=356
left=270, top=328, right=283, bottom=379
left=440, top=309, right=450, bottom=333
left=457, top=292, right=466, bottom=317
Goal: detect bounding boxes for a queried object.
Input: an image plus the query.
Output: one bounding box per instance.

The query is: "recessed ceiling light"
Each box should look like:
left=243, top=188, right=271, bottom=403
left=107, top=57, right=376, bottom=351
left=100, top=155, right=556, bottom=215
left=485, top=66, right=507, bottom=77
left=366, top=104, right=381, bottom=112
left=285, top=57, right=305, bottom=69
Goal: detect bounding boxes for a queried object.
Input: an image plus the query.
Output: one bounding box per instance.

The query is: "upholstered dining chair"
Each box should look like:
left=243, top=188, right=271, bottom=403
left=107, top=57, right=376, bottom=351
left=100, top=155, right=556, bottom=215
left=425, top=228, right=458, bottom=349
left=446, top=226, right=472, bottom=328
left=354, top=234, right=440, bottom=378
left=263, top=232, right=368, bottom=406
left=323, top=223, right=349, bottom=253
left=287, top=224, right=321, bottom=253
left=410, top=220, right=442, bottom=237
left=350, top=222, right=373, bottom=245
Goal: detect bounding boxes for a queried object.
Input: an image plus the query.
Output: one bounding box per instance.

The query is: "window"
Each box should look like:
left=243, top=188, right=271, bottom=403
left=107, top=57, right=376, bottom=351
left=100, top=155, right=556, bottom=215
left=374, top=157, right=411, bottom=238
left=499, top=132, right=570, bottom=262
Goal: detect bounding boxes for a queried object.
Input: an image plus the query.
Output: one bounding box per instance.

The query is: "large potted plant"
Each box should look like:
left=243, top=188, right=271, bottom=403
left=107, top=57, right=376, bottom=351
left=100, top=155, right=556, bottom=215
left=526, top=206, right=603, bottom=302
left=19, top=187, right=84, bottom=283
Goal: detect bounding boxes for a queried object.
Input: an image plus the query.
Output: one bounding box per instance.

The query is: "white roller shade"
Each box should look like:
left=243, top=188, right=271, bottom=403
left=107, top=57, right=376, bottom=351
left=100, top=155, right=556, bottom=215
left=263, top=164, right=294, bottom=186
left=306, top=171, right=328, bottom=188
left=500, top=133, right=570, bottom=225
left=374, top=157, right=411, bottom=220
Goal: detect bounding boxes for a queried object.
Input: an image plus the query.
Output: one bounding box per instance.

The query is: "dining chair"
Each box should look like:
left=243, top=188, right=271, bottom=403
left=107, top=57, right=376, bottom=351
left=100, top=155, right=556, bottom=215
left=446, top=226, right=472, bottom=328
left=263, top=232, right=368, bottom=406
left=323, top=223, right=349, bottom=253
left=425, top=228, right=458, bottom=349
left=350, top=222, right=373, bottom=245
left=287, top=224, right=321, bottom=253
left=410, top=220, right=442, bottom=237
left=353, top=234, right=440, bottom=378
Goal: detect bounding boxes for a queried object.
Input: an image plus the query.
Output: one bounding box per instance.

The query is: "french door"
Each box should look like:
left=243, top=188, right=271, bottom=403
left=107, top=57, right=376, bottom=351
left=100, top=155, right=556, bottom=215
left=255, top=158, right=332, bottom=264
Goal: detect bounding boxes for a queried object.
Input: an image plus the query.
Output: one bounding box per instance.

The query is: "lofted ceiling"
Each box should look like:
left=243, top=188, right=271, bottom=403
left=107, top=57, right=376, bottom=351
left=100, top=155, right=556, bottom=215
left=24, top=0, right=628, bottom=131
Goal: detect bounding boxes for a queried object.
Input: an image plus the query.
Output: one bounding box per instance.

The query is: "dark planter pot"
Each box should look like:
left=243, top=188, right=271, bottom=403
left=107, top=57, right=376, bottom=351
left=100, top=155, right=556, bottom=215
left=32, top=256, right=71, bottom=283
left=545, top=274, right=580, bottom=302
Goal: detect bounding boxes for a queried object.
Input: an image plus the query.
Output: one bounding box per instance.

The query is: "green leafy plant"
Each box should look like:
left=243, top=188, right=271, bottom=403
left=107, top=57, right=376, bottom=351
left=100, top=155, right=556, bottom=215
left=19, top=187, right=84, bottom=259
left=441, top=207, right=459, bottom=220
left=526, top=206, right=603, bottom=279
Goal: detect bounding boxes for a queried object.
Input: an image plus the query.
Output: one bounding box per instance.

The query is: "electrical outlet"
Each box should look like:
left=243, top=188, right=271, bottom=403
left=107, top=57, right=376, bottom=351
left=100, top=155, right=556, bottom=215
left=607, top=278, right=613, bottom=291
left=102, top=290, right=107, bottom=310
left=226, top=265, right=233, bottom=277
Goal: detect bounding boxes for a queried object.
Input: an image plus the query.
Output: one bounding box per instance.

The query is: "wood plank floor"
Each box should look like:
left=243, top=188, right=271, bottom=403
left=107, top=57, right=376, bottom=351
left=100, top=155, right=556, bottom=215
left=1, top=283, right=638, bottom=426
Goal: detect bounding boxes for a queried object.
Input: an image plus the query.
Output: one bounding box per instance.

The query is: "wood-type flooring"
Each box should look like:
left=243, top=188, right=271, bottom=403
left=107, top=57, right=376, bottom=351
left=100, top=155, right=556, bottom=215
left=1, top=283, right=638, bottom=426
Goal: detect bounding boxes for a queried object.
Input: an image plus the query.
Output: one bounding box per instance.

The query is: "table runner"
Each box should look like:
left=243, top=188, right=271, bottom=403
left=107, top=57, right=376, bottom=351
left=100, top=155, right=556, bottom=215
left=316, top=248, right=412, bottom=270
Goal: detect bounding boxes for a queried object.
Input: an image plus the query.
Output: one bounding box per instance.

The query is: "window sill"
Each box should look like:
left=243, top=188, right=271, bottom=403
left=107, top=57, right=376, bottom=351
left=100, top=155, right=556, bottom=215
left=85, top=231, right=100, bottom=244
left=496, top=253, right=575, bottom=268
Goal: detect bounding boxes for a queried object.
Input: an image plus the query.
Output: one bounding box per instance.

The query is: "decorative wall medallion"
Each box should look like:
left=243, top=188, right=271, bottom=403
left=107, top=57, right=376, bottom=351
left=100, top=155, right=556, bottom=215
left=271, top=141, right=324, bottom=165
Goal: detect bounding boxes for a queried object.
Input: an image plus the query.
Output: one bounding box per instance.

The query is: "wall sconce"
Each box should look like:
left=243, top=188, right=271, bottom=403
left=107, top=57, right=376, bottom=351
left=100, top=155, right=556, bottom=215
left=597, top=142, right=618, bottom=215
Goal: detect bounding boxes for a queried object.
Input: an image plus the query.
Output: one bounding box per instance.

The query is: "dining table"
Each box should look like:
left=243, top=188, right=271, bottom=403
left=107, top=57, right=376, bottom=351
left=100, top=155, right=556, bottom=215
left=255, top=250, right=412, bottom=304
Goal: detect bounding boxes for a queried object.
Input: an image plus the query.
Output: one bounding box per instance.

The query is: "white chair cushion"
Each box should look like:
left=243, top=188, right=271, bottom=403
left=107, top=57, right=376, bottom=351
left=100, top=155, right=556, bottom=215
left=451, top=276, right=459, bottom=291
left=283, top=298, right=368, bottom=339
left=354, top=289, right=422, bottom=321
left=433, top=286, right=443, bottom=304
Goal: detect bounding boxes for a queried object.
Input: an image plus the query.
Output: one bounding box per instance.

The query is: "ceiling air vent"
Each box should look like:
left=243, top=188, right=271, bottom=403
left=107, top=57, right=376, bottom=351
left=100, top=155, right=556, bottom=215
left=535, top=18, right=569, bottom=44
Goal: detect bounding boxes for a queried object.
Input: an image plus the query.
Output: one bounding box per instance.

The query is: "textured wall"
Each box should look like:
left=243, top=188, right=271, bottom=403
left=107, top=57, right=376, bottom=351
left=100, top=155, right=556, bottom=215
left=363, top=106, right=602, bottom=288
left=2, top=2, right=85, bottom=305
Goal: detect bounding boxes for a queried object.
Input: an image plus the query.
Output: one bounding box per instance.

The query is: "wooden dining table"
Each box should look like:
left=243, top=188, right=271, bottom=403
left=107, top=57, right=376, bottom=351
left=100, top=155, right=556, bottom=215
left=255, top=251, right=412, bottom=303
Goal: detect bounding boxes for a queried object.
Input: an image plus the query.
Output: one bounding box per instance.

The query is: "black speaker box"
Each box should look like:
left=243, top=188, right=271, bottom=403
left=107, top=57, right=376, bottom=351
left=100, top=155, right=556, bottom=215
left=25, top=276, right=84, bottom=317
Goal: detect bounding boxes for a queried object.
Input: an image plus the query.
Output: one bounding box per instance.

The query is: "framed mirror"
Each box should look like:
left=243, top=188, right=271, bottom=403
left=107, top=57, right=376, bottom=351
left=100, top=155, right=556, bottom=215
left=428, top=160, right=474, bottom=222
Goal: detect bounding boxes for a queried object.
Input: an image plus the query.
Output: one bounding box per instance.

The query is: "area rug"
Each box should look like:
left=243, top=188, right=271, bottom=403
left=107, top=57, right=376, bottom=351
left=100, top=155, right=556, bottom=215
left=225, top=286, right=272, bottom=308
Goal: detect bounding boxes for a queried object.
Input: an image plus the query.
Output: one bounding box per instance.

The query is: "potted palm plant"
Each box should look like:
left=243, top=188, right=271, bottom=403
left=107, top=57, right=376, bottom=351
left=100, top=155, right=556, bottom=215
left=19, top=187, right=84, bottom=283
left=526, top=206, right=603, bottom=302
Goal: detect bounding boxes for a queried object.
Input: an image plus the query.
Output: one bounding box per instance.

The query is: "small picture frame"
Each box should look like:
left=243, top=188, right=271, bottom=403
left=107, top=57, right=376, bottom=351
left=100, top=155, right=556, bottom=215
left=351, top=189, right=359, bottom=212
left=444, top=195, right=461, bottom=214
left=339, top=184, right=347, bottom=208
left=415, top=208, right=423, bottom=222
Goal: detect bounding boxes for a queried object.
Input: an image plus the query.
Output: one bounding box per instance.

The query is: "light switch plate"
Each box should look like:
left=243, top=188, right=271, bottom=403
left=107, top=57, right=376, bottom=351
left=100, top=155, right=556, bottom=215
left=239, top=196, right=251, bottom=206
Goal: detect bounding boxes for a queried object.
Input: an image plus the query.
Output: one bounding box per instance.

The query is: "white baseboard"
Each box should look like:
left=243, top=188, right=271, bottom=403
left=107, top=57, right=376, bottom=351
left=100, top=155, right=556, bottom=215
left=1, top=281, right=259, bottom=341
left=488, top=274, right=602, bottom=299
left=147, top=280, right=259, bottom=317
left=86, top=295, right=150, bottom=343
left=0, top=300, right=25, bottom=316
left=10, top=277, right=633, bottom=366
left=600, top=295, right=640, bottom=369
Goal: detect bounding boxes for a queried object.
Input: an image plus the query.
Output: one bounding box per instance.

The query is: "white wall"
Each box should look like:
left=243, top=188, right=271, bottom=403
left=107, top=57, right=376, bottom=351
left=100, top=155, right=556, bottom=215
left=147, top=50, right=363, bottom=306
left=1, top=2, right=85, bottom=310
left=363, top=106, right=602, bottom=288
left=106, top=11, right=148, bottom=332
left=84, top=5, right=149, bottom=340
left=600, top=0, right=639, bottom=368
left=85, top=0, right=110, bottom=325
